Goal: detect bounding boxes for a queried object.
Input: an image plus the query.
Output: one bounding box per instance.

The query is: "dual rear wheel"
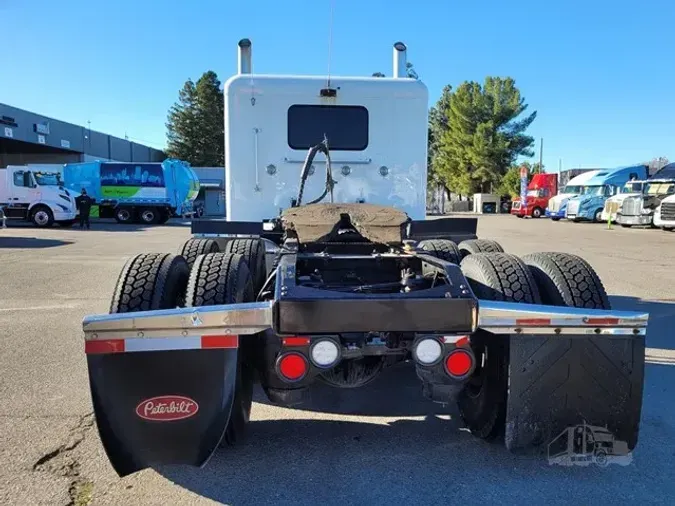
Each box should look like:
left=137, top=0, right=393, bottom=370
left=109, top=238, right=268, bottom=447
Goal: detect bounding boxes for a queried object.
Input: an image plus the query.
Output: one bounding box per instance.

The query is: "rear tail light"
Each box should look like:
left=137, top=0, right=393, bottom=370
left=276, top=352, right=308, bottom=382
left=444, top=349, right=474, bottom=378
left=309, top=339, right=340, bottom=368
left=413, top=338, right=443, bottom=366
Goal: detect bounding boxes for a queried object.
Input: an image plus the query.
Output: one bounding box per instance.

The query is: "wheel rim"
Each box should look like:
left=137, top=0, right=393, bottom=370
left=34, top=211, right=49, bottom=225
left=596, top=211, right=602, bottom=221
left=118, top=210, right=130, bottom=221
left=533, top=209, right=541, bottom=217
left=141, top=210, right=155, bottom=223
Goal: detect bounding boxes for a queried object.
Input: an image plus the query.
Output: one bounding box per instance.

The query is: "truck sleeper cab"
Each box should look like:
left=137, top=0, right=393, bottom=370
left=565, top=165, right=648, bottom=222
left=79, top=38, right=649, bottom=479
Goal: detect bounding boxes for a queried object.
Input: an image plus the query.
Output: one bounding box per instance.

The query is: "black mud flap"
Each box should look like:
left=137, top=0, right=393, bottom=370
left=87, top=348, right=238, bottom=477
left=505, top=333, right=645, bottom=453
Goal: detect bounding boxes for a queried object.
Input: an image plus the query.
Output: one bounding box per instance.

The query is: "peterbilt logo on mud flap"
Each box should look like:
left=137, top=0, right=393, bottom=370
left=135, top=396, right=199, bottom=421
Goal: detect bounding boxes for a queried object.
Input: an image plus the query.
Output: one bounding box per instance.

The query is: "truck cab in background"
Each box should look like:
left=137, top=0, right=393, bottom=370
left=545, top=170, right=601, bottom=221
left=510, top=173, right=557, bottom=218
left=601, top=179, right=648, bottom=223
left=617, top=163, right=675, bottom=228
left=565, top=164, right=648, bottom=222
left=653, top=193, right=675, bottom=231
left=0, top=165, right=77, bottom=227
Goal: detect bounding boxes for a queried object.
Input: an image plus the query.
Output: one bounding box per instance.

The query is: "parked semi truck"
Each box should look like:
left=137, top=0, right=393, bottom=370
left=615, top=163, right=675, bottom=228
left=0, top=165, right=77, bottom=227
left=565, top=164, right=648, bottom=222
left=60, top=159, right=200, bottom=224
left=545, top=170, right=601, bottom=221
left=79, top=39, right=648, bottom=478
left=600, top=179, right=648, bottom=223
left=653, top=193, right=675, bottom=231
left=510, top=173, right=557, bottom=218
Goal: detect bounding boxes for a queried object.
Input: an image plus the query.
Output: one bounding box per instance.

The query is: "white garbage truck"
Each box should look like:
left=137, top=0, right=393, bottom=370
left=0, top=165, right=78, bottom=227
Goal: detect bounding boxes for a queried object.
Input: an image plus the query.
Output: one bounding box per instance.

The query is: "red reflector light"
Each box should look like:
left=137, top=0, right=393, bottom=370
left=282, top=336, right=311, bottom=347
left=201, top=335, right=238, bottom=349
left=515, top=318, right=551, bottom=326
left=445, top=350, right=473, bottom=378
left=85, top=339, right=125, bottom=355
left=584, top=317, right=619, bottom=325
left=277, top=353, right=308, bottom=381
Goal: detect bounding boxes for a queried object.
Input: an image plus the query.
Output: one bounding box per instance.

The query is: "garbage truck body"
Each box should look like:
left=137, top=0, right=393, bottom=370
left=61, top=159, right=200, bottom=224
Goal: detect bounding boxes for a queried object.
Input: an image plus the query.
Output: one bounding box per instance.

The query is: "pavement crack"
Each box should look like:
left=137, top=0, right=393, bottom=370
left=31, top=412, right=96, bottom=505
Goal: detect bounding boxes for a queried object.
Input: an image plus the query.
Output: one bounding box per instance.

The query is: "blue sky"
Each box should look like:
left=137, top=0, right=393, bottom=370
left=2, top=0, right=674, bottom=172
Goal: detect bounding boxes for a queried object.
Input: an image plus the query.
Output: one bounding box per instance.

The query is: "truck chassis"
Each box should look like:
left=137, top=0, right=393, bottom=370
left=83, top=197, right=647, bottom=477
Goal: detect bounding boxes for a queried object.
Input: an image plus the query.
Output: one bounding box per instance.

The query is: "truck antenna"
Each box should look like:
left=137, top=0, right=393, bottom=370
left=326, top=0, right=335, bottom=88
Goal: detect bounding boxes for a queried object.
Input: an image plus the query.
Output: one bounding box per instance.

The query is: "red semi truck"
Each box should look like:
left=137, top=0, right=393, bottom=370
left=511, top=173, right=558, bottom=218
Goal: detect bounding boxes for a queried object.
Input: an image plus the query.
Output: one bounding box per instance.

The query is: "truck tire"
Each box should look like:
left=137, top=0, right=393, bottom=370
left=517, top=252, right=644, bottom=451
left=114, top=207, right=134, bottom=224
left=223, top=238, right=267, bottom=295
left=593, top=208, right=603, bottom=222
left=417, top=239, right=461, bottom=265
left=185, top=253, right=255, bottom=446
left=109, top=253, right=190, bottom=314
left=457, top=253, right=541, bottom=440
left=139, top=207, right=160, bottom=225
left=30, top=206, right=54, bottom=228
left=179, top=238, right=220, bottom=270
left=531, top=207, right=543, bottom=218
left=458, top=239, right=505, bottom=259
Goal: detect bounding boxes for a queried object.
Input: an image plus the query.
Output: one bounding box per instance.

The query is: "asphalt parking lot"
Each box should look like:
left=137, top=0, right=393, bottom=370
left=0, top=215, right=673, bottom=506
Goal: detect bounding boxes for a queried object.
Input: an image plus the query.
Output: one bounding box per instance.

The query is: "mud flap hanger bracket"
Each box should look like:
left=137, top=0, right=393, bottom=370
left=82, top=299, right=648, bottom=348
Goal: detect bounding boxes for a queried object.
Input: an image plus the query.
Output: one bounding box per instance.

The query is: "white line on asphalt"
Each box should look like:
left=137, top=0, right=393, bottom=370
left=0, top=304, right=80, bottom=312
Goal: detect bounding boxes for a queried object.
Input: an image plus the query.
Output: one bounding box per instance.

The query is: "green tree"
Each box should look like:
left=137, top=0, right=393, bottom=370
left=432, top=77, right=537, bottom=194
left=166, top=71, right=224, bottom=166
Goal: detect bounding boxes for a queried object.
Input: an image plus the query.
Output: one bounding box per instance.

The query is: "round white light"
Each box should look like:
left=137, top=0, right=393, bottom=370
left=310, top=340, right=340, bottom=367
left=415, top=338, right=442, bottom=365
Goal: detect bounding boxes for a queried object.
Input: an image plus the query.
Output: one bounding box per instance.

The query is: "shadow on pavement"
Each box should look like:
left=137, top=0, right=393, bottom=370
left=0, top=237, right=73, bottom=249
left=151, top=296, right=674, bottom=504
left=610, top=295, right=675, bottom=350
left=2, top=219, right=191, bottom=232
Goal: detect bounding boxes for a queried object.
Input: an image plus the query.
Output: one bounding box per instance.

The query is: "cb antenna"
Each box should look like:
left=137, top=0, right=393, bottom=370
left=326, top=0, right=335, bottom=88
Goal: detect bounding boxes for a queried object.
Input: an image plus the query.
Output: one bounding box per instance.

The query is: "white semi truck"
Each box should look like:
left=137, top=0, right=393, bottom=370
left=79, top=38, right=648, bottom=479
left=0, top=165, right=78, bottom=227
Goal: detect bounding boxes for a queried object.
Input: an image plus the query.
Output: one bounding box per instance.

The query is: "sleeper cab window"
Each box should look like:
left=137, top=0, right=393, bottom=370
left=287, top=105, right=369, bottom=151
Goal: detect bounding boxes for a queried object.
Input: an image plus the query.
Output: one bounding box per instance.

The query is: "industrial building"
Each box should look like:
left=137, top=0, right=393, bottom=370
left=191, top=167, right=225, bottom=217
left=0, top=102, right=165, bottom=167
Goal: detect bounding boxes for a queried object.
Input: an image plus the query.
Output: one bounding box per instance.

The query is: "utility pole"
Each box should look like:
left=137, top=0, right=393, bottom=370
left=539, top=137, right=544, bottom=173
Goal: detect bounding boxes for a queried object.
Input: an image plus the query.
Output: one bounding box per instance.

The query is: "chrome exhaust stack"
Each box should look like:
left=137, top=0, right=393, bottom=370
left=393, top=41, right=407, bottom=78
left=238, top=38, right=252, bottom=74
